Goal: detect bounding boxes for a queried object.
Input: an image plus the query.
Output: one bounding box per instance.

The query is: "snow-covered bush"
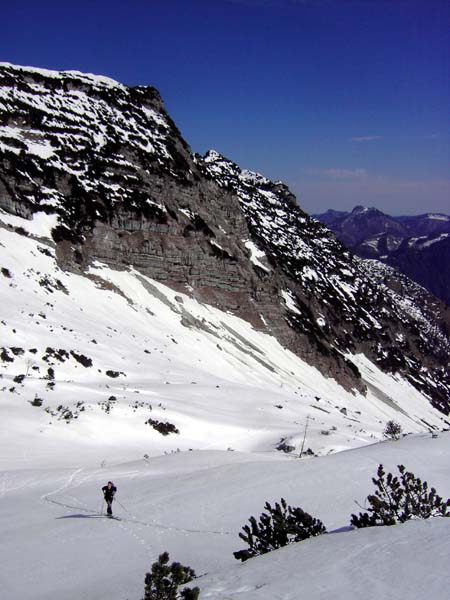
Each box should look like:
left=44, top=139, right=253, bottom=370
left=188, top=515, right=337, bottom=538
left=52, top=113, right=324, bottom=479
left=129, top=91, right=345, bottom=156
left=351, top=464, right=450, bottom=528
left=383, top=420, right=403, bottom=441
left=142, top=552, right=199, bottom=600
left=234, top=498, right=326, bottom=562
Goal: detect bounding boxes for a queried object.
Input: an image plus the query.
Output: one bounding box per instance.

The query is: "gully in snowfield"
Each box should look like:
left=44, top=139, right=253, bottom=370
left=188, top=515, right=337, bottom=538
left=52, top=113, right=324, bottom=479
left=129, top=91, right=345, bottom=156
left=102, top=481, right=117, bottom=517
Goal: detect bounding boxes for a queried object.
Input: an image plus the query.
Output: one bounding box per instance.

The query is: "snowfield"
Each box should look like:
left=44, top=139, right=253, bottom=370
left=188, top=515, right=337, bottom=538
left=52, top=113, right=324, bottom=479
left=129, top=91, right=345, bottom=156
left=1, top=433, right=449, bottom=599
left=1, top=209, right=449, bottom=599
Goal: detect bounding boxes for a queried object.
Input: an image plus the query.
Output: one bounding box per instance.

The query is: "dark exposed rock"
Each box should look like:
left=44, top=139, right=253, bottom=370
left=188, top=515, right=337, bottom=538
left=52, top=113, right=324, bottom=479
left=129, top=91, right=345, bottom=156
left=105, top=370, right=119, bottom=378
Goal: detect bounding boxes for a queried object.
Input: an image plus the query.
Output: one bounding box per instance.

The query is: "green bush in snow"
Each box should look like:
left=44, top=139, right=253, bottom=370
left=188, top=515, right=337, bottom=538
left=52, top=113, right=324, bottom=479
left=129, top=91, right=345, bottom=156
left=234, top=497, right=326, bottom=562
left=383, top=420, right=403, bottom=441
left=351, top=463, right=450, bottom=528
left=142, top=552, right=199, bottom=600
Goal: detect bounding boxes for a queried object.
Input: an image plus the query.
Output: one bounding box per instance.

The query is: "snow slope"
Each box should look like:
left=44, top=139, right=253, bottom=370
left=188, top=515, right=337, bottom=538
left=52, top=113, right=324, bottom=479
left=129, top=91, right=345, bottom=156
left=1, top=209, right=450, bottom=599
left=1, top=208, right=447, bottom=470
left=1, top=429, right=449, bottom=599
left=1, top=64, right=449, bottom=599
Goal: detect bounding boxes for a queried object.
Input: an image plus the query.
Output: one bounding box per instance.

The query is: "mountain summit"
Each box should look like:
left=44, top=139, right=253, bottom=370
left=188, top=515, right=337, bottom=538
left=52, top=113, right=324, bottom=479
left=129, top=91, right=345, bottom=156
left=1, top=63, right=450, bottom=431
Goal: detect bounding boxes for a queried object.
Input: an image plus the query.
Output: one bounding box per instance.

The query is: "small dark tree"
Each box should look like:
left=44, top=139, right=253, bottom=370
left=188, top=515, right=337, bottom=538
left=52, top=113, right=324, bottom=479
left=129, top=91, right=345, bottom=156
left=383, top=420, right=402, bottom=441
left=234, top=498, right=326, bottom=562
left=351, top=464, right=450, bottom=528
left=142, top=552, right=200, bottom=600
left=145, top=418, right=179, bottom=436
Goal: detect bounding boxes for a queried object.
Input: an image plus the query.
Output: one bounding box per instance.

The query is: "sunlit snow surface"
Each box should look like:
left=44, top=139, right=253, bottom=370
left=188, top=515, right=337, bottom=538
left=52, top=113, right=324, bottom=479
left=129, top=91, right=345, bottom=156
left=1, top=211, right=449, bottom=599
left=0, top=429, right=449, bottom=599
left=1, top=209, right=446, bottom=464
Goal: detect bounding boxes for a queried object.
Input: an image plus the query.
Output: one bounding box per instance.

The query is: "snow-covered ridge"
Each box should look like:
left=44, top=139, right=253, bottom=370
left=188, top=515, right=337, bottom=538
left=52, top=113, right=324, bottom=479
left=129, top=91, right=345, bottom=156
left=423, top=213, right=449, bottom=221
left=407, top=232, right=450, bottom=249
left=0, top=61, right=125, bottom=89
left=0, top=62, right=186, bottom=223
left=200, top=151, right=450, bottom=412
left=201, top=150, right=450, bottom=394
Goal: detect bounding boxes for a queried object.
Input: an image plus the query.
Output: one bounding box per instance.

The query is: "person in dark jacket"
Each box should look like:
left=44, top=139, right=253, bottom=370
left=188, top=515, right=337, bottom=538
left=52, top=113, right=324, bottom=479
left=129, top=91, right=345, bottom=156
left=102, top=481, right=117, bottom=516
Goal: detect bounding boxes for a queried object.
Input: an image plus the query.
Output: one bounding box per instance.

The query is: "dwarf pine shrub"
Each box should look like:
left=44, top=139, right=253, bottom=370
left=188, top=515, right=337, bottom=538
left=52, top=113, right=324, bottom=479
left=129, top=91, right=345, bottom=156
left=351, top=464, right=450, bottom=528
left=383, top=420, right=403, bottom=441
left=233, top=497, right=326, bottom=562
left=142, top=552, right=199, bottom=600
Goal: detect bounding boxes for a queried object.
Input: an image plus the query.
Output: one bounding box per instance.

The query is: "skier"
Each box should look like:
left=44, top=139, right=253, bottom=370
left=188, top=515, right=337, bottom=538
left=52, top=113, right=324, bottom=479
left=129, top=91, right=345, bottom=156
left=102, top=481, right=117, bottom=517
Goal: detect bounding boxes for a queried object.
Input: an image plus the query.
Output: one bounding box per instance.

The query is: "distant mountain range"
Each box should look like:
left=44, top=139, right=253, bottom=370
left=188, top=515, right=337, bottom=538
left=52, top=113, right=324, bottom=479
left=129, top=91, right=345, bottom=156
left=314, top=206, right=450, bottom=305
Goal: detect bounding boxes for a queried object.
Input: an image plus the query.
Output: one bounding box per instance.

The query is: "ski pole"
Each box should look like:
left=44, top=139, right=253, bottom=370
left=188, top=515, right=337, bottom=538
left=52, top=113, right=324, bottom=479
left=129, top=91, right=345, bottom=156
left=100, top=498, right=105, bottom=516
left=115, top=497, right=133, bottom=517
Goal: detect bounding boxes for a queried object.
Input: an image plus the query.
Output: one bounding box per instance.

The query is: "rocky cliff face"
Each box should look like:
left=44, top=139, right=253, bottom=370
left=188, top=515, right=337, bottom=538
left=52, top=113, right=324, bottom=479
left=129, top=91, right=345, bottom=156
left=1, top=63, right=449, bottom=411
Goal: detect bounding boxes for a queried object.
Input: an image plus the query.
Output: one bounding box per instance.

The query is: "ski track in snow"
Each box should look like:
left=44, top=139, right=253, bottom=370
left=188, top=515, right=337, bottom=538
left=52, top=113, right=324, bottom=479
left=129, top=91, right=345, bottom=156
left=41, top=467, right=160, bottom=562
left=41, top=466, right=234, bottom=542
left=41, top=467, right=84, bottom=500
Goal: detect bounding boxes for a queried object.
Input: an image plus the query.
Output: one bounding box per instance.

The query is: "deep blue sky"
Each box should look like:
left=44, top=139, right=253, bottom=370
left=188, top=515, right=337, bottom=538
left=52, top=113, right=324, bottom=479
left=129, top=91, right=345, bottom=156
left=2, top=0, right=448, bottom=215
